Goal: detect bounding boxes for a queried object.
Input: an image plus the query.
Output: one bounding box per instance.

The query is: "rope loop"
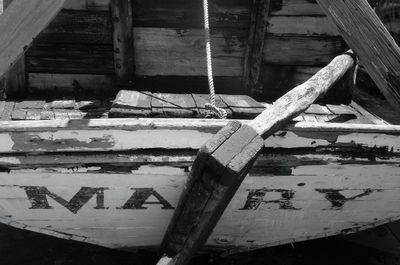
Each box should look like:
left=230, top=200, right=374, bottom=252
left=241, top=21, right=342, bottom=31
left=203, top=0, right=227, bottom=119
left=205, top=103, right=228, bottom=119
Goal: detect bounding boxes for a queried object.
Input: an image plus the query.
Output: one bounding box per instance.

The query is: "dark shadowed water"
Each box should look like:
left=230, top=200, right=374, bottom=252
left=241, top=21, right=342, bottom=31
left=1, top=223, right=399, bottom=265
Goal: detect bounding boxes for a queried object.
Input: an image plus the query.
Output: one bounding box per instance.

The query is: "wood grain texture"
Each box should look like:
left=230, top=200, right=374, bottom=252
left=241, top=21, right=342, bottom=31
left=0, top=0, right=65, bottom=79
left=243, top=0, right=270, bottom=96
left=111, top=0, right=135, bottom=86
left=316, top=0, right=400, bottom=111
left=0, top=150, right=399, bottom=252
left=161, top=52, right=356, bottom=265
left=27, top=30, right=344, bottom=77
left=63, top=0, right=110, bottom=10
left=1, top=0, right=26, bottom=98
left=250, top=53, right=355, bottom=137
left=4, top=54, right=26, bottom=98
left=28, top=73, right=116, bottom=96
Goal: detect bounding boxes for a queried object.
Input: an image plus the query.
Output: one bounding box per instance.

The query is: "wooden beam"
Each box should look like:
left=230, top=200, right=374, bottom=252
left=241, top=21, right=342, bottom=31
left=111, top=0, right=135, bottom=86
left=316, top=0, right=400, bottom=111
left=243, top=0, right=270, bottom=96
left=1, top=0, right=26, bottom=98
left=0, top=0, right=65, bottom=81
left=158, top=52, right=355, bottom=265
left=4, top=56, right=26, bottom=98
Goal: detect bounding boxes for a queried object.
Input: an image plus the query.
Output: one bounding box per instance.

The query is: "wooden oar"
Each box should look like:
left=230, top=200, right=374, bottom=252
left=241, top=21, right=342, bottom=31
left=157, top=51, right=356, bottom=265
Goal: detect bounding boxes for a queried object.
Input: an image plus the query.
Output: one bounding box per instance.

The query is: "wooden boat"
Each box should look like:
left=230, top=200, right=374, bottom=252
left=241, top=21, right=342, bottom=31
left=0, top=0, right=400, bottom=255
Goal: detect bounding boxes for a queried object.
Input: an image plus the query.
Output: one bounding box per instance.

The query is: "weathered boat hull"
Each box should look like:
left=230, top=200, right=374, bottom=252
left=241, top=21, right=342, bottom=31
left=0, top=118, right=399, bottom=252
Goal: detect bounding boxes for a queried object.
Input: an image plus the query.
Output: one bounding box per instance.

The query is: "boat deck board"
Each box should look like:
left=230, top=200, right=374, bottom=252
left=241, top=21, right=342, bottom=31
left=0, top=91, right=385, bottom=125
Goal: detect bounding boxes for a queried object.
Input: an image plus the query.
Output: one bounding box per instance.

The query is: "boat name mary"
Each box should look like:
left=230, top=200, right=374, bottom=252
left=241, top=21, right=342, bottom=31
left=16, top=186, right=380, bottom=214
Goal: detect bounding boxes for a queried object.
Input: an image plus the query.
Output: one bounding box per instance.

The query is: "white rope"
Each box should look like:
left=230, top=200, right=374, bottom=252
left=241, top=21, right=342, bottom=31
left=203, top=0, right=227, bottom=119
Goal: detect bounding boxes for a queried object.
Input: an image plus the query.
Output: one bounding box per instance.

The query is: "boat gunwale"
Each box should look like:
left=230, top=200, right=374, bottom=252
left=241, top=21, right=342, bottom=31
left=0, top=118, right=398, bottom=134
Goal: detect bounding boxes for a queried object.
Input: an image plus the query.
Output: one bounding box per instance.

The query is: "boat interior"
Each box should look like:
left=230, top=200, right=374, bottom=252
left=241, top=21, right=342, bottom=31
left=0, top=0, right=399, bottom=126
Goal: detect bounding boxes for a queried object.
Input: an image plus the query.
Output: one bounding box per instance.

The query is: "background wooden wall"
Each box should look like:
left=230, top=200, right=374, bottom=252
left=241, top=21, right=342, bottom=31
left=2, top=0, right=390, bottom=100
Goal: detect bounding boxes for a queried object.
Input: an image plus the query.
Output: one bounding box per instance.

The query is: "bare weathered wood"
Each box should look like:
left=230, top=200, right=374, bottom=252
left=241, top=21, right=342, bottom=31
left=243, top=0, right=270, bottom=96
left=0, top=0, right=65, bottom=80
left=249, top=53, right=355, bottom=137
left=28, top=73, right=116, bottom=96
left=316, top=0, right=400, bottom=111
left=112, top=90, right=151, bottom=110
left=159, top=52, right=356, bottom=265
left=2, top=0, right=26, bottom=98
left=111, top=0, right=135, bottom=86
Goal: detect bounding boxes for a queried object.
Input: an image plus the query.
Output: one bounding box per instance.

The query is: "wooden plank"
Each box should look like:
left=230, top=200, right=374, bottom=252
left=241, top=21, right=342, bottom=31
left=317, top=0, right=400, bottom=111
left=0, top=0, right=66, bottom=80
left=40, top=111, right=55, bottom=120
left=109, top=107, right=151, bottom=118
left=350, top=101, right=389, bottom=125
left=353, top=86, right=400, bottom=125
left=0, top=117, right=398, bottom=134
left=112, top=90, right=151, bottom=109
left=219, top=94, right=265, bottom=118
left=15, top=100, right=46, bottom=110
left=326, top=105, right=357, bottom=116
left=0, top=101, right=15, bottom=120
left=63, top=0, right=110, bottom=10
left=263, top=36, right=346, bottom=65
left=218, top=94, right=265, bottom=108
left=11, top=109, right=26, bottom=120
left=59, top=0, right=330, bottom=16
left=110, top=90, right=152, bottom=118
left=305, top=104, right=332, bottom=115
left=243, top=0, right=270, bottom=96
left=0, top=117, right=397, bottom=154
left=28, top=73, right=116, bottom=96
left=267, top=16, right=338, bottom=36
left=25, top=109, right=42, bottom=120
left=302, top=114, right=318, bottom=123
left=26, top=35, right=344, bottom=77
left=128, top=1, right=327, bottom=29
left=4, top=53, right=26, bottom=99
left=259, top=65, right=321, bottom=99
left=134, top=27, right=245, bottom=77
left=111, top=0, right=135, bottom=86
left=0, top=158, right=399, bottom=251
left=50, top=100, right=76, bottom=109
left=34, top=10, right=112, bottom=45
left=26, top=43, right=114, bottom=74
left=192, top=94, right=232, bottom=118
left=1, top=0, right=26, bottom=98
left=149, top=93, right=196, bottom=118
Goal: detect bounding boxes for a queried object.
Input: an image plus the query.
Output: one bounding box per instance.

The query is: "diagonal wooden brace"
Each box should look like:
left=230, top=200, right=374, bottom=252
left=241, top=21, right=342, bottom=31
left=158, top=51, right=356, bottom=265
left=162, top=121, right=264, bottom=264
